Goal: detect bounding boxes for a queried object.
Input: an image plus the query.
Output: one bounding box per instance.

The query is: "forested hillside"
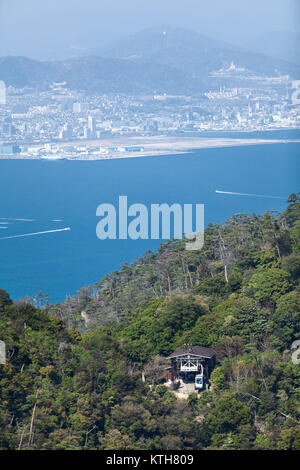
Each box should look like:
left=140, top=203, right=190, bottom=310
left=0, top=194, right=299, bottom=450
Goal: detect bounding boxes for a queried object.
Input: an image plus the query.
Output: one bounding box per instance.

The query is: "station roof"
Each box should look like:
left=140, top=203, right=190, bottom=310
left=168, top=346, right=215, bottom=360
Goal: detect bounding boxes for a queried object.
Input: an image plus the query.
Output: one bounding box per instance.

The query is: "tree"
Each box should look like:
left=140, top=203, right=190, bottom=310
left=272, top=291, right=300, bottom=348
left=204, top=394, right=253, bottom=436
left=246, top=268, right=291, bottom=308
left=0, top=289, right=12, bottom=311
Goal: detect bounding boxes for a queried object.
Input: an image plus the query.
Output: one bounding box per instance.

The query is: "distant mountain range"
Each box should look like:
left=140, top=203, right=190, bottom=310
left=0, top=55, right=189, bottom=94
left=0, top=27, right=299, bottom=95
left=244, top=30, right=300, bottom=66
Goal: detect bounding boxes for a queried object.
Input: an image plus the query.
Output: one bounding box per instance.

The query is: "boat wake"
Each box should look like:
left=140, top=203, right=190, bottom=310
left=0, top=218, right=36, bottom=221
left=0, top=227, right=71, bottom=240
left=216, top=190, right=285, bottom=199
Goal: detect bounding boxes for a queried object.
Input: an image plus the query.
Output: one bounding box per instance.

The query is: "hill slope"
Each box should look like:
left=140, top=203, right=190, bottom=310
left=245, top=31, right=300, bottom=66
left=1, top=194, right=299, bottom=450
left=1, top=28, right=299, bottom=95
left=0, top=55, right=189, bottom=94
left=91, top=26, right=300, bottom=79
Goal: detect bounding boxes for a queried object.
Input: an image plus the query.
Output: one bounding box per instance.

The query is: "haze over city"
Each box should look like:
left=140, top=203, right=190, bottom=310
left=0, top=0, right=299, bottom=59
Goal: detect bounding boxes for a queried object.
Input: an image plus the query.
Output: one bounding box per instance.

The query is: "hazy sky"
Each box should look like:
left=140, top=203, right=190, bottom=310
left=0, top=0, right=299, bottom=59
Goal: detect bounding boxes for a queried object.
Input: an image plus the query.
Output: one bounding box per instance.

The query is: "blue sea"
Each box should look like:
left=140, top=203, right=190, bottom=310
left=0, top=138, right=299, bottom=302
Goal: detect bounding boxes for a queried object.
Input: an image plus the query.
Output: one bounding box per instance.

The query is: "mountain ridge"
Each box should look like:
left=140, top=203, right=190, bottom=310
left=244, top=30, right=300, bottom=66
left=0, top=27, right=299, bottom=94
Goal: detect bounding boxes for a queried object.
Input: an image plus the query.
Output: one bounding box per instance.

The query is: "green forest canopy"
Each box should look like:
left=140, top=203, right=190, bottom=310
left=0, top=193, right=299, bottom=450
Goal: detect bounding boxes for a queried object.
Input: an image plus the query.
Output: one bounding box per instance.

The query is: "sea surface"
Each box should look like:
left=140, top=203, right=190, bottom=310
left=0, top=137, right=299, bottom=302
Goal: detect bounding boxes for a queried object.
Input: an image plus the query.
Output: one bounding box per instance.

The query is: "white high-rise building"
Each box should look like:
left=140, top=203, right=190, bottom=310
left=73, top=102, right=89, bottom=114
left=59, top=123, right=73, bottom=139
left=87, top=116, right=97, bottom=138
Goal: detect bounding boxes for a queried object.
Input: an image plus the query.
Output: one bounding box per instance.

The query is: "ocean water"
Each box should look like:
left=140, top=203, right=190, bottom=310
left=0, top=141, right=299, bottom=302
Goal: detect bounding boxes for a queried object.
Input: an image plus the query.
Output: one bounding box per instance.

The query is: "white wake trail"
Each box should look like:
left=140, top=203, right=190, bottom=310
left=0, top=218, right=36, bottom=221
left=0, top=227, right=71, bottom=240
left=216, top=190, right=285, bottom=199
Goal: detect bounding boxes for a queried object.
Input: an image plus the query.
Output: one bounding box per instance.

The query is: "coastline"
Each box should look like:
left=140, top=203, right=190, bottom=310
left=1, top=136, right=299, bottom=160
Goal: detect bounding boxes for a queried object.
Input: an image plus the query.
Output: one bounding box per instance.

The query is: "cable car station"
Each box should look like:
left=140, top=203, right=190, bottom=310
left=167, top=346, right=215, bottom=393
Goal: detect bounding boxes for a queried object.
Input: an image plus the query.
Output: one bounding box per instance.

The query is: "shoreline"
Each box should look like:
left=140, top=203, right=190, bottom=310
left=0, top=136, right=299, bottom=160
